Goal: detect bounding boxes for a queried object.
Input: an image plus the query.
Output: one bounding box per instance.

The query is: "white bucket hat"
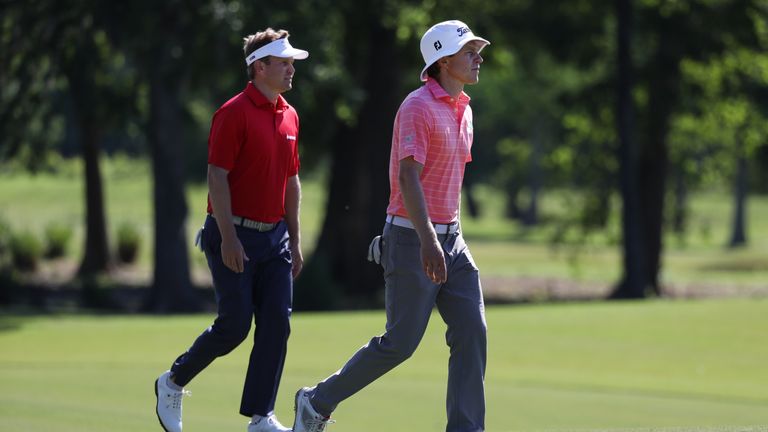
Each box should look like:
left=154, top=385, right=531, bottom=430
left=245, top=38, right=309, bottom=66
left=419, top=20, right=490, bottom=82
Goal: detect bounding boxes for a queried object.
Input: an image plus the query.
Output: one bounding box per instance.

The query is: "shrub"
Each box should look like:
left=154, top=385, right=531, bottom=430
left=0, top=217, right=11, bottom=264
left=116, top=222, right=141, bottom=264
left=10, top=230, right=43, bottom=272
left=0, top=219, right=17, bottom=303
left=44, top=223, right=73, bottom=259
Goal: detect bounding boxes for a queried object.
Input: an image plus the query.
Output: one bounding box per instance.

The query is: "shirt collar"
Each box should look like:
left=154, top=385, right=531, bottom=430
left=425, top=78, right=470, bottom=105
left=244, top=82, right=288, bottom=109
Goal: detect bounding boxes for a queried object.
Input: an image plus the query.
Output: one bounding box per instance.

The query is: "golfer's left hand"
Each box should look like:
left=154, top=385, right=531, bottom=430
left=290, top=240, right=303, bottom=279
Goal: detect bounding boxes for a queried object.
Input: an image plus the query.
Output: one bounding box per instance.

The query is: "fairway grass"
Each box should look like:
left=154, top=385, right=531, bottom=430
left=1, top=298, right=766, bottom=431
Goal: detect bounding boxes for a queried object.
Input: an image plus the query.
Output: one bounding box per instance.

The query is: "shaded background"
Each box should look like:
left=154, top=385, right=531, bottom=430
left=1, top=0, right=767, bottom=312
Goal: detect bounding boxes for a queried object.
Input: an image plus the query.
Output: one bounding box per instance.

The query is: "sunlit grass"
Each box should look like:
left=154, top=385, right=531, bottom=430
left=0, top=157, right=766, bottom=290
left=0, top=298, right=766, bottom=431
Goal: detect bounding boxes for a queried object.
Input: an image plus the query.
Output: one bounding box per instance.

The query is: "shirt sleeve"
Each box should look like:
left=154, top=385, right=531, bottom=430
left=207, top=105, right=244, bottom=171
left=289, top=114, right=300, bottom=176
left=465, top=106, right=473, bottom=163
left=394, top=99, right=430, bottom=165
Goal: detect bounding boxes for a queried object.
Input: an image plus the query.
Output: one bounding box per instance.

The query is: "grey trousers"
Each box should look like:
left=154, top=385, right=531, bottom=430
left=312, top=222, right=487, bottom=432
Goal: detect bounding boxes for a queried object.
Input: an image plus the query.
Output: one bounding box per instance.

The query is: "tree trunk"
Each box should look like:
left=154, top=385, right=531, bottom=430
left=64, top=42, right=111, bottom=277
left=728, top=152, right=748, bottom=247
left=612, top=0, right=647, bottom=299
left=463, top=182, right=481, bottom=219
left=640, top=18, right=680, bottom=296
left=505, top=185, right=522, bottom=220
left=142, top=40, right=200, bottom=313
left=672, top=161, right=687, bottom=237
left=296, top=15, right=401, bottom=310
left=522, top=119, right=544, bottom=226
left=77, top=120, right=111, bottom=276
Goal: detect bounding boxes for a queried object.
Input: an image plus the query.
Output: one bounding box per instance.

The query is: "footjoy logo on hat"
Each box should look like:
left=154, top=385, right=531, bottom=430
left=419, top=20, right=490, bottom=82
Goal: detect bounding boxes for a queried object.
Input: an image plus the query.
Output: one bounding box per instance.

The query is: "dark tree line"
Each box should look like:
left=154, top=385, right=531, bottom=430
left=2, top=0, right=766, bottom=310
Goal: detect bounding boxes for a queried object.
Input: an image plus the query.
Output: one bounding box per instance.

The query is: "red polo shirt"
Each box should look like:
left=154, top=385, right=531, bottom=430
left=206, top=82, right=300, bottom=223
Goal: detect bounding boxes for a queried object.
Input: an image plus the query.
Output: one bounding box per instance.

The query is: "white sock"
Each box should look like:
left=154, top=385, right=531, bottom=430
left=166, top=375, right=183, bottom=391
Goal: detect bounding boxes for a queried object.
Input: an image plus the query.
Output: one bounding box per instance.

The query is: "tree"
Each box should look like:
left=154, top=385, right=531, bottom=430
left=61, top=16, right=113, bottom=276
left=100, top=0, right=212, bottom=312
left=614, top=0, right=648, bottom=298
left=1, top=1, right=137, bottom=280
left=609, top=0, right=763, bottom=297
left=671, top=48, right=768, bottom=249
left=295, top=0, right=418, bottom=309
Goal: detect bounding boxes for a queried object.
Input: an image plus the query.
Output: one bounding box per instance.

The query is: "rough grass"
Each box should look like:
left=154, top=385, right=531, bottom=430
left=0, top=298, right=766, bottom=431
left=0, top=157, right=767, bottom=294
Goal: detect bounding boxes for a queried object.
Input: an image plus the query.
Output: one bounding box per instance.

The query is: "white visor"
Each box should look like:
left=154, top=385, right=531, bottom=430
left=245, top=38, right=309, bottom=65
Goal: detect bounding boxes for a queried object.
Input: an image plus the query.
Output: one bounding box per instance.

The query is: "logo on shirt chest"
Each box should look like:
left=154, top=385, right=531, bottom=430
left=286, top=135, right=296, bottom=141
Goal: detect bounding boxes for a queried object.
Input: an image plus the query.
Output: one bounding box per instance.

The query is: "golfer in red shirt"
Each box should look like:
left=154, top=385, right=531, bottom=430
left=155, top=28, right=308, bottom=432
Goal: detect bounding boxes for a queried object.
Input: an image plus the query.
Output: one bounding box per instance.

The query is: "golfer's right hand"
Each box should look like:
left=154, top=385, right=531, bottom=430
left=221, top=237, right=249, bottom=273
left=421, top=239, right=447, bottom=284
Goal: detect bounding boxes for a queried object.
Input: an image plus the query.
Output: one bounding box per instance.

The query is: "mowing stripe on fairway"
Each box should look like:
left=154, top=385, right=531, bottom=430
left=525, top=427, right=767, bottom=432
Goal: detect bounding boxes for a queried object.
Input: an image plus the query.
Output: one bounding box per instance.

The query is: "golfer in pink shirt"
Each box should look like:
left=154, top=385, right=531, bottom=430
left=293, top=20, right=490, bottom=432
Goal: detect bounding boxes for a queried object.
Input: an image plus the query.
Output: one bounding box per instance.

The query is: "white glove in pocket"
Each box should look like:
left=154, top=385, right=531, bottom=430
left=367, top=235, right=382, bottom=265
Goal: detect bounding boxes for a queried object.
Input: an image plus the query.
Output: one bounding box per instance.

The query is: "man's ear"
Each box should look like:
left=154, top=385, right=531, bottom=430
left=253, top=59, right=270, bottom=76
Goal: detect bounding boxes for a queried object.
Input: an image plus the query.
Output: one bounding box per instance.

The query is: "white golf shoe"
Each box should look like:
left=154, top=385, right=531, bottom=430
left=154, top=371, right=189, bottom=432
left=247, top=414, right=291, bottom=432
left=293, top=387, right=334, bottom=432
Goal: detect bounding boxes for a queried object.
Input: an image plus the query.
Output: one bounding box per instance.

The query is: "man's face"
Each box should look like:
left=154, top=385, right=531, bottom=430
left=443, top=40, right=485, bottom=85
left=258, top=56, right=296, bottom=93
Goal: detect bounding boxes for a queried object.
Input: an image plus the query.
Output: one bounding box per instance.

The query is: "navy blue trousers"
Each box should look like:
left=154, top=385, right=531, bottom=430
left=170, top=215, right=293, bottom=417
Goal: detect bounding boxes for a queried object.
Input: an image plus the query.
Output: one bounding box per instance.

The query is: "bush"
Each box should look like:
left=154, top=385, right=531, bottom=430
left=0, top=219, right=17, bottom=304
left=10, top=230, right=43, bottom=272
left=0, top=217, right=11, bottom=264
left=116, top=222, right=140, bottom=264
left=44, top=223, right=73, bottom=259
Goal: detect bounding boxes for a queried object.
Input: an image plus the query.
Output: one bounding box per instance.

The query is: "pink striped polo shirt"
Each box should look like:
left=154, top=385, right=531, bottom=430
left=386, top=78, right=473, bottom=224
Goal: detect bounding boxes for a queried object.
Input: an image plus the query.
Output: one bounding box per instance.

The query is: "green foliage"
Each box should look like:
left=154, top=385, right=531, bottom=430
left=115, top=222, right=140, bottom=264
left=9, top=230, right=43, bottom=272
left=0, top=217, right=17, bottom=303
left=3, top=0, right=768, bottom=304
left=671, top=46, right=768, bottom=201
left=0, top=216, right=11, bottom=264
left=43, top=223, right=73, bottom=259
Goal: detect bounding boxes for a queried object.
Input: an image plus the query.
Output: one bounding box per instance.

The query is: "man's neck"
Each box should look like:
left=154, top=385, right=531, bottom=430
left=435, top=75, right=464, bottom=99
left=251, top=80, right=280, bottom=105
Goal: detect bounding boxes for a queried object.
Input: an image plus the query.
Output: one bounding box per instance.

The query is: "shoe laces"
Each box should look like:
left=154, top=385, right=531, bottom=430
left=164, top=388, right=191, bottom=410
left=305, top=416, right=335, bottom=432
